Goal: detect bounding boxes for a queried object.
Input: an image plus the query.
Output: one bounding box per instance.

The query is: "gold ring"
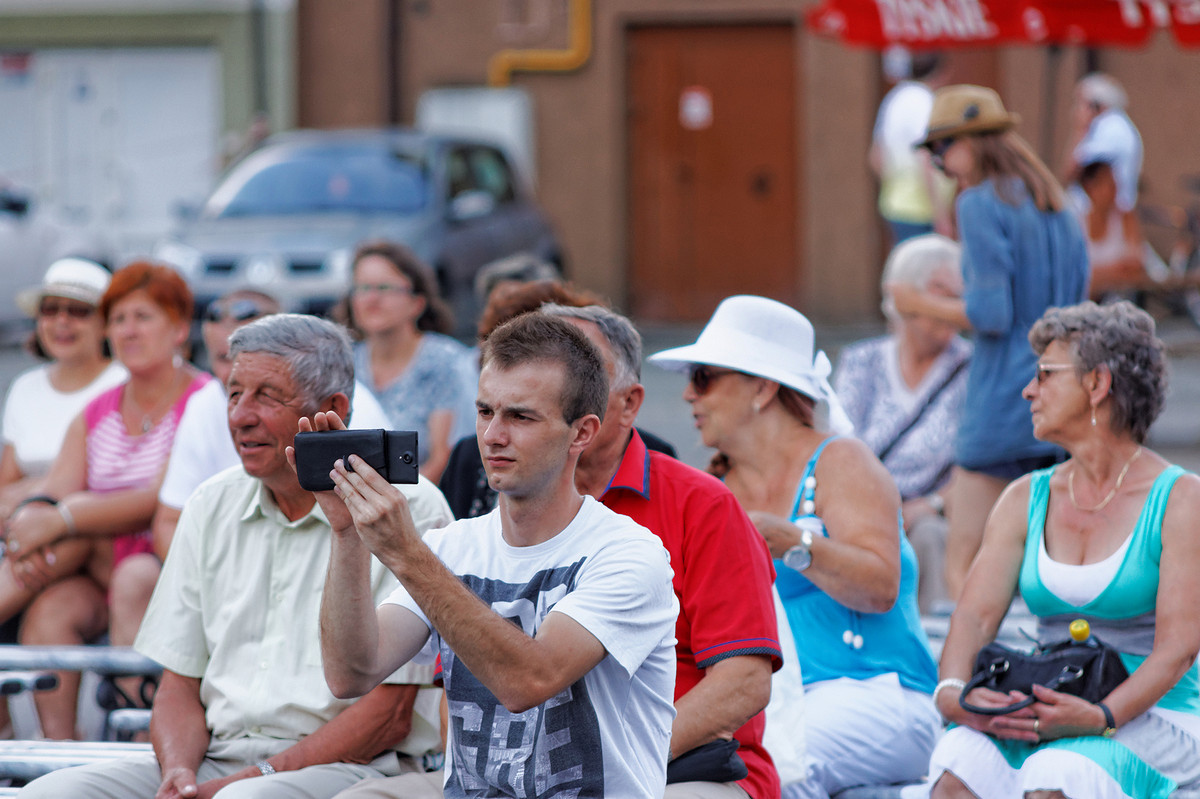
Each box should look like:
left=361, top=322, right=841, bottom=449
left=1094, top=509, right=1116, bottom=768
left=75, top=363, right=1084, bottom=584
left=1033, top=718, right=1040, bottom=735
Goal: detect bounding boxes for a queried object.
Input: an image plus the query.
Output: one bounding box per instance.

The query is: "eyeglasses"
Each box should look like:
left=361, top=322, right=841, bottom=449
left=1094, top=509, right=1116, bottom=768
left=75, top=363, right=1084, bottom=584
left=350, top=283, right=416, bottom=298
left=39, top=299, right=95, bottom=319
left=688, top=364, right=737, bottom=395
left=205, top=298, right=267, bottom=324
left=1035, top=363, right=1075, bottom=384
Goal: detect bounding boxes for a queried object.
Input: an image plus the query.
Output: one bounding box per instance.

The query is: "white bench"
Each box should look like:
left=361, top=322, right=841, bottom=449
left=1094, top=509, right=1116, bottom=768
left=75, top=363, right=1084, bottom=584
left=0, top=740, right=151, bottom=782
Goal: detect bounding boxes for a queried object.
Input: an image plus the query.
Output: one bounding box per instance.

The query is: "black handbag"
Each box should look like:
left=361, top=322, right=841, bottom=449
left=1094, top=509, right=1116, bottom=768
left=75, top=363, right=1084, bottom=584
left=959, top=634, right=1130, bottom=716
left=666, top=739, right=748, bottom=784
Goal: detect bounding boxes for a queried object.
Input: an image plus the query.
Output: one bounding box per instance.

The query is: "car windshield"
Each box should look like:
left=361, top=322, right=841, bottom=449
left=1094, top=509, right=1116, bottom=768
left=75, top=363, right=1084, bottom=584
left=203, top=143, right=429, bottom=218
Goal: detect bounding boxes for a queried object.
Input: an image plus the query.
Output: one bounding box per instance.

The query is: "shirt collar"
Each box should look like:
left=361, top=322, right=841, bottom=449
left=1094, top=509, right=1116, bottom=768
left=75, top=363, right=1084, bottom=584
left=602, top=429, right=651, bottom=501
left=241, top=479, right=330, bottom=530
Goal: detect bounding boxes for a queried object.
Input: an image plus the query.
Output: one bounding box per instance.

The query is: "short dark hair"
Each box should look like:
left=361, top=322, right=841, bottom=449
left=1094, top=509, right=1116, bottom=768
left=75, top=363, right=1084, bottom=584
left=1029, top=301, right=1166, bottom=443
left=480, top=311, right=608, bottom=424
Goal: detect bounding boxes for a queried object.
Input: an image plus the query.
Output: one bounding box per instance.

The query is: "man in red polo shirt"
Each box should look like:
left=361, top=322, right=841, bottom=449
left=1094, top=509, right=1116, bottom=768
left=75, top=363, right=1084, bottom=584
left=545, top=303, right=783, bottom=799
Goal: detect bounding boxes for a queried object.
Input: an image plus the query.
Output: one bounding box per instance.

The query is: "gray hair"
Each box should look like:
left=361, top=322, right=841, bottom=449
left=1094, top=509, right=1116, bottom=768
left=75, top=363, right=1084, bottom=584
left=541, top=303, right=642, bottom=390
left=881, top=234, right=963, bottom=323
left=1078, top=73, right=1128, bottom=111
left=1028, top=301, right=1165, bottom=443
left=229, top=314, right=356, bottom=414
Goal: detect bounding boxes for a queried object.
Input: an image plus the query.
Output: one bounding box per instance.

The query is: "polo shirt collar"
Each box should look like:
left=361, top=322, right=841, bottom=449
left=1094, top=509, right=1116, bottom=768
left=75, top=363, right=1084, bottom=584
left=603, top=429, right=651, bottom=500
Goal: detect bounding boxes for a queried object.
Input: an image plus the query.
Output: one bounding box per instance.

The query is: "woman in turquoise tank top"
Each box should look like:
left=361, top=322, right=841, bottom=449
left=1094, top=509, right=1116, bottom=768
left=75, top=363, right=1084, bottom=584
left=651, top=296, right=940, bottom=799
left=928, top=301, right=1200, bottom=799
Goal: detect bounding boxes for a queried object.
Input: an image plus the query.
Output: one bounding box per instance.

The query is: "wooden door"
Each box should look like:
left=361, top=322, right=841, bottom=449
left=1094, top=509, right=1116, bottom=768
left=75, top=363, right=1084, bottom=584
left=627, top=25, right=799, bottom=321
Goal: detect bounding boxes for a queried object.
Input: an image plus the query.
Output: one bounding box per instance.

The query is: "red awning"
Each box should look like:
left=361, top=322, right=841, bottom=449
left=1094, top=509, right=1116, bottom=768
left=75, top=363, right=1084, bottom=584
left=805, top=0, right=1197, bottom=49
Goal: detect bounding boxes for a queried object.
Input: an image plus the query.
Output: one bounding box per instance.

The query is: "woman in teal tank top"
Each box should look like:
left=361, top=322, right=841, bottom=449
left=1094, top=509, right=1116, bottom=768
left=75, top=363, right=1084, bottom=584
left=651, top=296, right=940, bottom=799
left=928, top=301, right=1200, bottom=799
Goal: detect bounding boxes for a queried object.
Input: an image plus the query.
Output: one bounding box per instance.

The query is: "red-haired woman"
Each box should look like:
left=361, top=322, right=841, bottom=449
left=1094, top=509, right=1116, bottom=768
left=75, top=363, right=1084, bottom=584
left=2, top=261, right=210, bottom=738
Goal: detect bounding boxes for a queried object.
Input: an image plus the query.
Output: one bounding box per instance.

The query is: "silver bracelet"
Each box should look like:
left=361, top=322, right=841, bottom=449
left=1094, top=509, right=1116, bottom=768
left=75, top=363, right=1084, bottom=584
left=932, top=677, right=966, bottom=708
left=256, top=761, right=276, bottom=777
left=58, top=503, right=77, bottom=538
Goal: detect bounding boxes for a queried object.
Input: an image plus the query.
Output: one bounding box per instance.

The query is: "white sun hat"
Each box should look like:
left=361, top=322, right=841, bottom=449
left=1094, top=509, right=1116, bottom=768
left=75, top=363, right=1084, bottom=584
left=648, top=295, right=853, bottom=434
left=16, top=257, right=112, bottom=317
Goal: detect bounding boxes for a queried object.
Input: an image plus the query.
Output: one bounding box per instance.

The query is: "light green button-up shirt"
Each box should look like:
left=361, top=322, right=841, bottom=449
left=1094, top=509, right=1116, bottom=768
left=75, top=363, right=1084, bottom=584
left=136, top=466, right=453, bottom=756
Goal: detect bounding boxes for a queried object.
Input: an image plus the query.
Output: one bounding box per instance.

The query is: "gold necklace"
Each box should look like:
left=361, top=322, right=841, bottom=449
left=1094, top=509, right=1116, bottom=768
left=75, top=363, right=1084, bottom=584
left=126, top=368, right=186, bottom=434
left=1068, top=446, right=1142, bottom=513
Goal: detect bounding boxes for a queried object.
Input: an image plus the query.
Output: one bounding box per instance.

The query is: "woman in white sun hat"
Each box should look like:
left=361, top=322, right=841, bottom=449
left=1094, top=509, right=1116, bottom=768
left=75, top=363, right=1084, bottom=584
left=0, top=258, right=128, bottom=519
left=650, top=295, right=940, bottom=799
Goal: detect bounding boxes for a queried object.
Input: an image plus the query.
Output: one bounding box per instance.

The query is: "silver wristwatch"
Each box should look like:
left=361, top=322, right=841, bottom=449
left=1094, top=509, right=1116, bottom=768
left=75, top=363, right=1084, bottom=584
left=782, top=527, right=814, bottom=572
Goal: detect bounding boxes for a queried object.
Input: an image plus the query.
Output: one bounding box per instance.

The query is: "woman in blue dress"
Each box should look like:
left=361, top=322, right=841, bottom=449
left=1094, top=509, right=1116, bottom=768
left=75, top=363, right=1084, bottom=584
left=890, top=84, right=1089, bottom=602
left=929, top=301, right=1200, bottom=798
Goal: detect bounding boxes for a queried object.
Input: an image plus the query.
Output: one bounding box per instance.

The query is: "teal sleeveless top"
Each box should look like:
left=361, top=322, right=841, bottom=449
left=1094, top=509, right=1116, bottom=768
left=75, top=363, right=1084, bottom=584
left=774, top=437, right=937, bottom=693
left=1020, top=464, right=1200, bottom=715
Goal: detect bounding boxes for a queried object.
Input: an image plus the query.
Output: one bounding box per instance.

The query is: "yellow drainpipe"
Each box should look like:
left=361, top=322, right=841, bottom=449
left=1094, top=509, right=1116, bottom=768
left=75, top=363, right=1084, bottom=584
left=487, top=0, right=592, bottom=88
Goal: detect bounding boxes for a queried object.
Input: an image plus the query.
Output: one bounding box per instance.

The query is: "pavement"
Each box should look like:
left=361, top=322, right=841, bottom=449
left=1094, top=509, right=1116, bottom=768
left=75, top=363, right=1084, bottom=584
left=1, top=311, right=1199, bottom=475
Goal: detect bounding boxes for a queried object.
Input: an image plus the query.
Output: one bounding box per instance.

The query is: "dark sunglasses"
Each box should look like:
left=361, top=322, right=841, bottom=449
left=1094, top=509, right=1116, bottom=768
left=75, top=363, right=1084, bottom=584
left=205, top=298, right=267, bottom=324
left=927, top=137, right=955, bottom=160
left=688, top=364, right=737, bottom=395
left=39, top=299, right=95, bottom=319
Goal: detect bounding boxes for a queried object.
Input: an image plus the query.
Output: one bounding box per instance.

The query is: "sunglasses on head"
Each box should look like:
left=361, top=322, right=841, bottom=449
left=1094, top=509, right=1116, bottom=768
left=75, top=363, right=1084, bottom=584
left=205, top=298, right=266, bottom=324
left=39, top=298, right=95, bottom=319
left=688, top=364, right=737, bottom=395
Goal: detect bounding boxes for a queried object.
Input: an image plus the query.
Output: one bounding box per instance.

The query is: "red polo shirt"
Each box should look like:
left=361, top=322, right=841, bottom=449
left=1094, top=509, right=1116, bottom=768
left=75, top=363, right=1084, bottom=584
left=601, top=431, right=783, bottom=799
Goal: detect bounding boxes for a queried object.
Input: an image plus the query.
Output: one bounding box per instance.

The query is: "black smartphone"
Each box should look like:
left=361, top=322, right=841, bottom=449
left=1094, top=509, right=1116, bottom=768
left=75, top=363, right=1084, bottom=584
left=293, top=429, right=419, bottom=491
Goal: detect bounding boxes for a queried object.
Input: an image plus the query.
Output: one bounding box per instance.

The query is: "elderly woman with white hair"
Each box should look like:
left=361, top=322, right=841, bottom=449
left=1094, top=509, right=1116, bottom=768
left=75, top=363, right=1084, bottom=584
left=835, top=234, right=969, bottom=612
left=651, top=296, right=940, bottom=799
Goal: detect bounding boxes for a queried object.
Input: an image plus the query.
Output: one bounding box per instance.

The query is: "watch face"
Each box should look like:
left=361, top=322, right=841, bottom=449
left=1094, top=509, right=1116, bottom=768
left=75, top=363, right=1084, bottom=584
left=783, top=545, right=812, bottom=572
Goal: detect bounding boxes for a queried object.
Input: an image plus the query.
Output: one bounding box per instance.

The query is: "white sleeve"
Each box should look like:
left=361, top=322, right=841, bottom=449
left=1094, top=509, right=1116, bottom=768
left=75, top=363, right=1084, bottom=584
left=349, top=382, right=391, bottom=430
left=158, top=385, right=237, bottom=508
left=380, top=581, right=437, bottom=665
left=551, top=534, right=678, bottom=678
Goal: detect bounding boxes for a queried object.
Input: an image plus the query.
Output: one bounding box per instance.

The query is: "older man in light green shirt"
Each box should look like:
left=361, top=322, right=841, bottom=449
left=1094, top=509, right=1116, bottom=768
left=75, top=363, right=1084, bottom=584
left=19, top=314, right=453, bottom=799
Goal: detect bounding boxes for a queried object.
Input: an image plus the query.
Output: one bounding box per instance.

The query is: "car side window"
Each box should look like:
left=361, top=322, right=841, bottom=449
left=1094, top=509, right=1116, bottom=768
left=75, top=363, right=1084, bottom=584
left=467, top=148, right=517, bottom=205
left=446, top=149, right=474, bottom=200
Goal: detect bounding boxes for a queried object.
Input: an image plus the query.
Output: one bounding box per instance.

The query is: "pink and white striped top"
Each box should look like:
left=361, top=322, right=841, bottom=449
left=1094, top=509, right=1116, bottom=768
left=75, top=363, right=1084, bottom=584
left=83, top=373, right=211, bottom=565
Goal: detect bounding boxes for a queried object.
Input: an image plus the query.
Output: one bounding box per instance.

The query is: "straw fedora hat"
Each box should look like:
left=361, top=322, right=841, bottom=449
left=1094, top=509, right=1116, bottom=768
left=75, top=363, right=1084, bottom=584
left=917, top=84, right=1020, bottom=148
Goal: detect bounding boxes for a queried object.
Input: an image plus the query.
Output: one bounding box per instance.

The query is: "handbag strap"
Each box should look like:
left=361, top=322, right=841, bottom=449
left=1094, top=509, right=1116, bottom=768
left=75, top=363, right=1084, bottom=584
left=958, top=668, right=1037, bottom=716
left=877, top=355, right=968, bottom=463
left=959, top=654, right=1092, bottom=716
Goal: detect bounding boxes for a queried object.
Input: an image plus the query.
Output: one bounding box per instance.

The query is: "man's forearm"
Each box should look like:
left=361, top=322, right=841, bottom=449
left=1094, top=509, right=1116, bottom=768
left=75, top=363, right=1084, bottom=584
left=151, top=671, right=211, bottom=776
left=271, top=683, right=420, bottom=771
left=320, top=531, right=388, bottom=697
left=387, top=540, right=602, bottom=713
left=198, top=683, right=423, bottom=795
left=669, top=656, right=773, bottom=759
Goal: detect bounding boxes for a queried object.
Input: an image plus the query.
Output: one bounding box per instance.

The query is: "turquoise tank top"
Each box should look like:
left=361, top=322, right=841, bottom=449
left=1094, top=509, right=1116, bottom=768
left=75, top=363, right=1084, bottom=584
left=774, top=437, right=938, bottom=692
left=1020, top=464, right=1200, bottom=715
